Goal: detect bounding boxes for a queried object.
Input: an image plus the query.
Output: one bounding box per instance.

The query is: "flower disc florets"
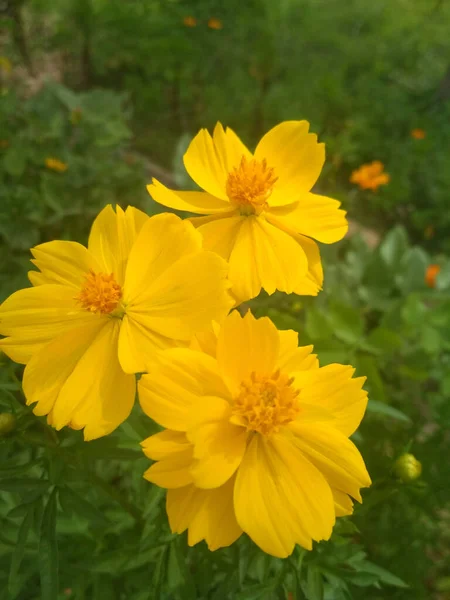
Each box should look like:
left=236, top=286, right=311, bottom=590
left=77, top=270, right=123, bottom=315
left=226, top=156, right=278, bottom=215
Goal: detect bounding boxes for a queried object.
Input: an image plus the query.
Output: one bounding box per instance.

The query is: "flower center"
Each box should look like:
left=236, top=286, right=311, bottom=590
left=225, top=156, right=278, bottom=215
left=76, top=270, right=123, bottom=315
left=232, top=370, right=300, bottom=436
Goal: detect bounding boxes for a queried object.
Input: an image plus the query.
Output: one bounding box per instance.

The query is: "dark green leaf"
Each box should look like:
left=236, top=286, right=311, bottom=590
left=8, top=508, right=34, bottom=594
left=367, top=400, right=411, bottom=423
left=0, top=478, right=50, bottom=493
left=39, top=487, right=59, bottom=600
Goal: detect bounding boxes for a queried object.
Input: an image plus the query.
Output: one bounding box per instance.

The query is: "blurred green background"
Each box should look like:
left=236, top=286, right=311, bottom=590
left=1, top=1, right=450, bottom=599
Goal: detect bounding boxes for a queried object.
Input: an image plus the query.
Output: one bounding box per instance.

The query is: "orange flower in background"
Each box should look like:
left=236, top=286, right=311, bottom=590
left=45, top=157, right=68, bottom=173
left=183, top=16, right=197, bottom=27
left=350, top=161, right=389, bottom=191
left=411, top=128, right=426, bottom=140
left=425, top=264, right=440, bottom=288
left=424, top=225, right=434, bottom=240
left=208, top=18, right=223, bottom=30
left=0, top=140, right=9, bottom=149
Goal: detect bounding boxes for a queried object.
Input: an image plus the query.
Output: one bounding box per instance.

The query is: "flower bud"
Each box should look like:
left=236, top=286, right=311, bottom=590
left=394, top=453, right=422, bottom=482
left=0, top=413, right=17, bottom=435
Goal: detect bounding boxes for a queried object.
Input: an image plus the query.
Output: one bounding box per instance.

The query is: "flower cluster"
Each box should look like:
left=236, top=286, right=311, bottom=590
left=350, top=160, right=390, bottom=191
left=0, top=120, right=371, bottom=557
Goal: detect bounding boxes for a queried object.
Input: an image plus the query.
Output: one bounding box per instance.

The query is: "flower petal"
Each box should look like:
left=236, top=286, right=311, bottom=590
left=187, top=396, right=248, bottom=489
left=144, top=443, right=194, bottom=489
left=194, top=215, right=245, bottom=260
left=148, top=179, right=230, bottom=214
left=88, top=204, right=148, bottom=285
left=269, top=193, right=348, bottom=243
left=22, top=319, right=108, bottom=418
left=332, top=489, right=354, bottom=517
left=291, top=423, right=371, bottom=502
left=141, top=430, right=191, bottom=460
left=254, top=121, right=325, bottom=206
left=292, top=364, right=368, bottom=436
left=234, top=434, right=335, bottom=557
left=228, top=216, right=308, bottom=302
left=211, top=122, right=253, bottom=174
left=29, top=241, right=101, bottom=289
left=128, top=251, right=233, bottom=343
left=183, top=128, right=228, bottom=199
left=167, top=476, right=243, bottom=551
left=0, top=285, right=96, bottom=364
left=217, top=310, right=279, bottom=393
left=138, top=348, right=231, bottom=431
left=28, top=319, right=135, bottom=440
left=123, top=213, right=202, bottom=306
left=118, top=313, right=177, bottom=374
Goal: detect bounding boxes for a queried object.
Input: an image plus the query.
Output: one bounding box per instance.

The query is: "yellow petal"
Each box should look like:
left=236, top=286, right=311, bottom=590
left=332, top=489, right=354, bottom=517
left=234, top=434, right=335, bottom=557
left=128, top=251, right=233, bottom=343
left=29, top=241, right=100, bottom=288
left=138, top=348, right=231, bottom=431
left=183, top=128, right=228, bottom=199
left=291, top=423, right=371, bottom=502
left=216, top=310, right=279, bottom=393
left=148, top=179, right=230, bottom=214
left=0, top=285, right=96, bottom=364
left=22, top=319, right=107, bottom=417
left=276, top=331, right=318, bottom=374
left=118, top=313, right=176, bottom=374
left=88, top=204, right=148, bottom=285
left=293, top=364, right=368, bottom=436
left=167, top=476, right=242, bottom=551
left=40, top=320, right=135, bottom=440
left=228, top=216, right=308, bottom=302
left=194, top=215, right=245, bottom=260
left=123, top=213, right=201, bottom=306
left=187, top=396, right=247, bottom=488
left=190, top=324, right=220, bottom=358
left=144, top=446, right=194, bottom=488
left=211, top=122, right=253, bottom=174
left=268, top=193, right=348, bottom=243
left=141, top=430, right=190, bottom=460
left=254, top=121, right=325, bottom=206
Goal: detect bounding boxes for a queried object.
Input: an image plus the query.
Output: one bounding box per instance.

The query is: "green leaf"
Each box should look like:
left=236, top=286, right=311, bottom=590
left=39, top=488, right=59, bottom=600
left=235, top=581, right=277, bottom=600
left=360, top=562, right=408, bottom=588
left=3, top=145, right=27, bottom=177
left=366, top=327, right=402, bottom=353
left=398, top=247, right=428, bottom=293
left=367, top=400, right=411, bottom=423
left=0, top=478, right=50, bottom=493
left=328, top=301, right=364, bottom=345
left=58, top=486, right=109, bottom=523
left=306, top=565, right=324, bottom=600
left=354, top=355, right=386, bottom=403
left=378, top=226, right=408, bottom=268
left=305, top=309, right=333, bottom=340
left=8, top=508, right=34, bottom=594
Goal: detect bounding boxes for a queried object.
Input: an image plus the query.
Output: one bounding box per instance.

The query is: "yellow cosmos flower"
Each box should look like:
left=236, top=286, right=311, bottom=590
left=139, top=310, right=371, bottom=558
left=147, top=121, right=348, bottom=302
left=0, top=205, right=232, bottom=440
left=45, top=157, right=68, bottom=172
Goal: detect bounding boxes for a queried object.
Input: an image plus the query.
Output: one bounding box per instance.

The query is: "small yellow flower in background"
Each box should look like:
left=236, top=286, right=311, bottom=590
left=425, top=264, right=440, bottom=288
left=0, top=205, right=232, bottom=440
left=411, top=128, right=426, bottom=140
left=394, top=453, right=422, bottom=482
left=45, top=157, right=68, bottom=173
left=139, top=310, right=371, bottom=558
left=350, top=161, right=389, bottom=191
left=208, top=17, right=223, bottom=30
left=148, top=121, right=348, bottom=303
left=183, top=16, right=197, bottom=27
left=0, top=57, right=12, bottom=74
left=424, top=225, right=434, bottom=240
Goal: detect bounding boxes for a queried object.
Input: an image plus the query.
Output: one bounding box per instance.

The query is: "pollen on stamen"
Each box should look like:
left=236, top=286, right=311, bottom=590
left=233, top=370, right=300, bottom=436
left=225, top=155, right=278, bottom=215
left=76, top=270, right=123, bottom=315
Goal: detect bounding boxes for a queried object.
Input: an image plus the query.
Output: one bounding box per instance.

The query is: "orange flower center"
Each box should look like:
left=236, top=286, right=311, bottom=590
left=76, top=270, right=123, bottom=315
left=226, top=156, right=277, bottom=215
left=233, top=370, right=300, bottom=435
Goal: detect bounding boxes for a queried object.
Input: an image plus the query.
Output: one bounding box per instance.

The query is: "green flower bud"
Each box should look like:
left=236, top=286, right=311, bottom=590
left=0, top=413, right=17, bottom=435
left=291, top=301, right=303, bottom=313
left=394, top=453, right=422, bottom=482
